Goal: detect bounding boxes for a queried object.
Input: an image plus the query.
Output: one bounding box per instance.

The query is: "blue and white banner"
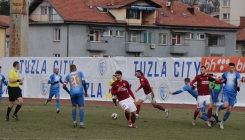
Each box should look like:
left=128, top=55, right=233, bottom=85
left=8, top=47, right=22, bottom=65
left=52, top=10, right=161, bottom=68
left=1, top=57, right=245, bottom=106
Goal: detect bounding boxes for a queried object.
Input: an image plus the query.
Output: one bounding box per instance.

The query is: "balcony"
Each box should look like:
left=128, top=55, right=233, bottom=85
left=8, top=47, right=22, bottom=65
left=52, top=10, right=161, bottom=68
left=125, top=42, right=145, bottom=52
left=29, top=14, right=63, bottom=23
left=205, top=46, right=225, bottom=55
left=169, top=45, right=189, bottom=54
left=86, top=41, right=108, bottom=51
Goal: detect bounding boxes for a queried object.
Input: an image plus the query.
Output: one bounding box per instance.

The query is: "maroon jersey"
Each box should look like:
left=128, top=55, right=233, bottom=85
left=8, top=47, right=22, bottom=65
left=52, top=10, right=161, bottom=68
left=190, top=74, right=212, bottom=96
left=137, top=75, right=152, bottom=95
left=111, top=80, right=135, bottom=102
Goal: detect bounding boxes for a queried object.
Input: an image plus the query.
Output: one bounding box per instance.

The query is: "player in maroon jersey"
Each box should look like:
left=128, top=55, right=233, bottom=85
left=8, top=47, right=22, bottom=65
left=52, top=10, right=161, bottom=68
left=190, top=66, right=220, bottom=127
left=111, top=70, right=137, bottom=128
left=135, top=70, right=169, bottom=119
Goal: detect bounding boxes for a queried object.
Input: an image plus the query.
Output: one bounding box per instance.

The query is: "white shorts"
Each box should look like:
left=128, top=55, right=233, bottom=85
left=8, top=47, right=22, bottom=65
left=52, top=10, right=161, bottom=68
left=139, top=92, right=156, bottom=104
left=119, top=97, right=137, bottom=112
left=197, top=95, right=211, bottom=108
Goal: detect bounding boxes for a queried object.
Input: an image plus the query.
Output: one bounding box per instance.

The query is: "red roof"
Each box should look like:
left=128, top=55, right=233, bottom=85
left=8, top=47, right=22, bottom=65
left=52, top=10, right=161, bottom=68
left=154, top=0, right=236, bottom=28
left=237, top=27, right=245, bottom=41
left=0, top=15, right=10, bottom=35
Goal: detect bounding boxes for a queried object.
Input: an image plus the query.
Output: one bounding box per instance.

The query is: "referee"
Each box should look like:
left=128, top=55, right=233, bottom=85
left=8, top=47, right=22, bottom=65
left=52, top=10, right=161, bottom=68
left=5, top=61, right=24, bottom=121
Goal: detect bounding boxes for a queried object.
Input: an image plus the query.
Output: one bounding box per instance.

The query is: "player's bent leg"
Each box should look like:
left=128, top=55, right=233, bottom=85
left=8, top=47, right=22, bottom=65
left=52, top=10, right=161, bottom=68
left=193, top=108, right=201, bottom=126
left=55, top=96, right=60, bottom=114
left=152, top=102, right=168, bottom=118
left=216, top=102, right=228, bottom=117
left=5, top=101, right=15, bottom=121
left=125, top=109, right=132, bottom=128
left=12, top=97, right=23, bottom=121
left=131, top=111, right=137, bottom=128
left=220, top=105, right=232, bottom=129
left=136, top=99, right=144, bottom=119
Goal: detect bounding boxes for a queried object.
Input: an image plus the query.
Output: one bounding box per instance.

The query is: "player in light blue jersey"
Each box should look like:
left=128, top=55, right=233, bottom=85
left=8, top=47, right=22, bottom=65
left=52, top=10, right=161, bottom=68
left=63, top=64, right=88, bottom=128
left=216, top=63, right=241, bottom=129
left=44, top=68, right=63, bottom=113
left=169, top=78, right=219, bottom=127
left=0, top=66, right=8, bottom=102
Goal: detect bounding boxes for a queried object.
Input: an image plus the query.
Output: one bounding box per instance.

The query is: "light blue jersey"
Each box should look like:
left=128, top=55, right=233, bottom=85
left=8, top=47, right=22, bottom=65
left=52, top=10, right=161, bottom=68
left=222, top=72, right=240, bottom=95
left=48, top=73, right=63, bottom=96
left=172, top=84, right=198, bottom=99
left=0, top=74, right=8, bottom=93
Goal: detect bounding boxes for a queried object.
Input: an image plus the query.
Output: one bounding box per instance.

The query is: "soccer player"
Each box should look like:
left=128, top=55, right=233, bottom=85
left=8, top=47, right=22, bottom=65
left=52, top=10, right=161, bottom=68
left=5, top=61, right=24, bottom=121
left=111, top=70, right=137, bottom=128
left=63, top=64, right=88, bottom=128
left=0, top=66, right=8, bottom=102
left=135, top=70, right=168, bottom=119
left=108, top=75, right=117, bottom=106
left=44, top=67, right=63, bottom=113
left=190, top=66, right=219, bottom=127
left=169, top=78, right=219, bottom=127
left=215, top=63, right=241, bottom=129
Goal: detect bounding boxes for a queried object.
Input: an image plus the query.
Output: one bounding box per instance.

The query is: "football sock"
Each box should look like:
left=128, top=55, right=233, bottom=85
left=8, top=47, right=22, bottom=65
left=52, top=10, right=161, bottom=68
left=13, top=105, right=22, bottom=116
left=193, top=110, right=200, bottom=120
left=72, top=109, right=76, bottom=122
left=125, top=112, right=130, bottom=121
left=131, top=114, right=136, bottom=124
left=6, top=107, right=12, bottom=117
left=79, top=109, right=84, bottom=123
left=154, top=105, right=165, bottom=111
left=56, top=100, right=60, bottom=110
left=222, top=112, right=230, bottom=123
left=136, top=105, right=141, bottom=114
left=218, top=104, right=225, bottom=111
left=207, top=108, right=212, bottom=121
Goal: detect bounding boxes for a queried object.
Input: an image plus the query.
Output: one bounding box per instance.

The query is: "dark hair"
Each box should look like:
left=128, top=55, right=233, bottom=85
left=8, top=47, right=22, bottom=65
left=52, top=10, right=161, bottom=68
left=115, top=70, right=122, bottom=75
left=13, top=61, right=19, bottom=67
left=201, top=66, right=206, bottom=69
left=0, top=66, right=1, bottom=68
left=113, top=75, right=116, bottom=77
left=229, top=63, right=235, bottom=67
left=184, top=78, right=190, bottom=83
left=70, top=64, right=77, bottom=72
left=136, top=70, right=143, bottom=75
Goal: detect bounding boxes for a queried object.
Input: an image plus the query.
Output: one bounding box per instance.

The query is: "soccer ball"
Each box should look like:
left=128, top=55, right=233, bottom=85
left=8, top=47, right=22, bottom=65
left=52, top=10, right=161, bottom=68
left=111, top=113, right=118, bottom=120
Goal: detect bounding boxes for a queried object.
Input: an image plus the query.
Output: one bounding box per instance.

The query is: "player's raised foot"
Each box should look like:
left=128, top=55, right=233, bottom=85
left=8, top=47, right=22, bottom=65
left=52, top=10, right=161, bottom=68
left=128, top=120, right=132, bottom=128
left=165, top=109, right=169, bottom=118
left=206, top=121, right=211, bottom=127
left=132, top=124, right=137, bottom=128
left=215, top=107, right=219, bottom=117
left=192, top=120, right=196, bottom=126
left=5, top=116, right=9, bottom=122
left=44, top=100, right=48, bottom=106
left=12, top=115, right=19, bottom=121
left=56, top=109, right=60, bottom=114
left=220, top=122, right=224, bottom=129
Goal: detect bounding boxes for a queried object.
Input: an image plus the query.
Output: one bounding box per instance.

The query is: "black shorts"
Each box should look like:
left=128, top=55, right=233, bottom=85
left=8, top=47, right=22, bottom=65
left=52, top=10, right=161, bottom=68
left=8, top=86, right=22, bottom=102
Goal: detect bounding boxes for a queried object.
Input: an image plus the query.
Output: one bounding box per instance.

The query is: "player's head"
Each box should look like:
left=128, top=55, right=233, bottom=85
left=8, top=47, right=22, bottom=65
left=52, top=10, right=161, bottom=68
left=184, top=78, right=190, bottom=84
left=70, top=64, right=77, bottom=72
left=54, top=67, right=59, bottom=74
left=13, top=61, right=19, bottom=70
left=115, top=70, right=122, bottom=80
left=228, top=63, right=235, bottom=73
left=200, top=66, right=206, bottom=75
left=112, top=75, right=116, bottom=80
left=135, top=70, right=143, bottom=78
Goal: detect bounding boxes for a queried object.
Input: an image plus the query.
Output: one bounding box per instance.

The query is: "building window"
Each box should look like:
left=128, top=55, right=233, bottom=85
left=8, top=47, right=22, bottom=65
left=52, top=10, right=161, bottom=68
left=185, top=33, right=194, bottom=39
left=172, top=33, right=181, bottom=45
left=41, top=7, right=48, bottom=15
left=89, top=30, right=100, bottom=41
left=207, top=36, right=218, bottom=46
left=223, top=0, right=230, bottom=7
left=129, top=32, right=137, bottom=42
left=126, top=9, right=140, bottom=19
left=242, top=46, right=245, bottom=56
left=53, top=29, right=60, bottom=41
left=144, top=32, right=152, bottom=44
left=223, top=13, right=230, bottom=20
left=103, top=30, right=112, bottom=36
left=197, top=34, right=205, bottom=40
left=159, top=33, right=167, bottom=45
left=53, top=54, right=60, bottom=57
left=116, top=31, right=125, bottom=37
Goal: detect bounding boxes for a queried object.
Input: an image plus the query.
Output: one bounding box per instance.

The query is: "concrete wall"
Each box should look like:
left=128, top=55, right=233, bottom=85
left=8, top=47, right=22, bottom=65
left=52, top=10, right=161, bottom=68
left=28, top=24, right=237, bottom=57
left=0, top=28, right=6, bottom=57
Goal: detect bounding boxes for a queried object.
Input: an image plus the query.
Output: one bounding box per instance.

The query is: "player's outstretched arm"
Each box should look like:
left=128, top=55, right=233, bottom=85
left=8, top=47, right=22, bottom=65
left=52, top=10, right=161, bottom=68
left=170, top=85, right=188, bottom=95
left=82, top=80, right=88, bottom=97
left=62, top=83, right=70, bottom=94
left=59, top=75, right=64, bottom=84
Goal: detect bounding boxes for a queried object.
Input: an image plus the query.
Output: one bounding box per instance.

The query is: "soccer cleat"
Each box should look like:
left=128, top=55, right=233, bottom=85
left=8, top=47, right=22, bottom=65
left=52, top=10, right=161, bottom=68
left=211, top=121, right=217, bottom=127
left=206, top=121, right=211, bottom=127
left=213, top=115, right=220, bottom=122
left=12, top=115, right=19, bottom=121
left=44, top=100, right=48, bottom=106
left=80, top=125, right=85, bottom=128
left=215, top=107, right=219, bottom=117
left=128, top=120, right=132, bottom=128
left=132, top=124, right=137, bottom=128
left=192, top=120, right=196, bottom=126
left=220, top=122, right=224, bottom=129
left=165, top=109, right=169, bottom=118
left=135, top=114, right=139, bottom=119
left=56, top=109, right=60, bottom=114
left=73, top=123, right=77, bottom=127
left=5, top=116, right=9, bottom=122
